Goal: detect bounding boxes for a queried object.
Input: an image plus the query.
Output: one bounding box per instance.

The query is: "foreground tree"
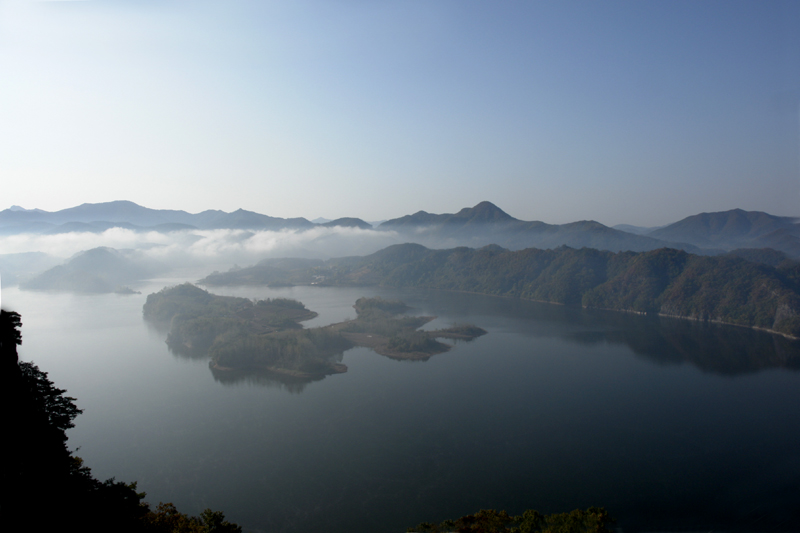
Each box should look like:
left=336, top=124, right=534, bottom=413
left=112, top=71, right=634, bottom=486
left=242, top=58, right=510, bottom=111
left=142, top=503, right=242, bottom=533
left=407, top=507, right=614, bottom=533
left=0, top=309, right=241, bottom=533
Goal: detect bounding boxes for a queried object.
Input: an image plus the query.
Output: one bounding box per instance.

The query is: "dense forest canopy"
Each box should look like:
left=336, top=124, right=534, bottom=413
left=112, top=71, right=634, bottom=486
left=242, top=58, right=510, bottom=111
left=199, top=244, right=800, bottom=338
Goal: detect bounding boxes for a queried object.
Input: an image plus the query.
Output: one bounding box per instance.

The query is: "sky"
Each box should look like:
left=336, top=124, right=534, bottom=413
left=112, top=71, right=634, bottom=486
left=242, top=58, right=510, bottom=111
left=1, top=0, right=799, bottom=227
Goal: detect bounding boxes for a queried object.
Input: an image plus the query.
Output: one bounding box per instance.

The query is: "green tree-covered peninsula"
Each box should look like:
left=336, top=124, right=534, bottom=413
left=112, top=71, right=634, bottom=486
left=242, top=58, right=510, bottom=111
left=199, top=244, right=800, bottom=338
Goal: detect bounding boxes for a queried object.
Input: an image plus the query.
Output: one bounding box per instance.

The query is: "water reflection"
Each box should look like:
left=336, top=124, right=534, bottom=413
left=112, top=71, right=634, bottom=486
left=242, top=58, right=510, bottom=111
left=570, top=312, right=800, bottom=376
left=153, top=287, right=800, bottom=390
left=406, top=290, right=800, bottom=376
left=208, top=364, right=325, bottom=393
left=165, top=341, right=209, bottom=360
left=10, top=285, right=800, bottom=532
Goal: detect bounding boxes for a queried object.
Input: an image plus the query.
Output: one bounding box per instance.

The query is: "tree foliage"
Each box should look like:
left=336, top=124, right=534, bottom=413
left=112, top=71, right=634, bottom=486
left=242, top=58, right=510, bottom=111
left=1, top=310, right=242, bottom=533
left=206, top=244, right=800, bottom=337
left=142, top=503, right=242, bottom=533
left=18, top=360, right=82, bottom=438
left=408, top=507, right=614, bottom=533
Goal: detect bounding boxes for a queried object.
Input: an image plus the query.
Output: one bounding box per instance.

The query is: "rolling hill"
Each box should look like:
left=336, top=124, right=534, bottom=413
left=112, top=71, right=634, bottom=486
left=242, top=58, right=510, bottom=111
left=647, top=209, right=800, bottom=253
left=20, top=247, right=164, bottom=293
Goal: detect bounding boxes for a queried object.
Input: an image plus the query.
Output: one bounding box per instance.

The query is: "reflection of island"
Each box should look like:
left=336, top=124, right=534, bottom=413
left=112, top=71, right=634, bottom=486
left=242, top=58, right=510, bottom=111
left=143, top=284, right=486, bottom=379
left=394, top=290, right=800, bottom=377
left=208, top=366, right=326, bottom=394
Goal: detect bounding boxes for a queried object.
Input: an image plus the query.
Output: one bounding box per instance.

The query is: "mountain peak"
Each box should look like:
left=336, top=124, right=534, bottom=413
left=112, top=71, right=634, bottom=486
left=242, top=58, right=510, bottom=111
left=452, top=201, right=516, bottom=223
left=322, top=217, right=372, bottom=230
left=75, top=200, right=143, bottom=209
left=648, top=208, right=799, bottom=249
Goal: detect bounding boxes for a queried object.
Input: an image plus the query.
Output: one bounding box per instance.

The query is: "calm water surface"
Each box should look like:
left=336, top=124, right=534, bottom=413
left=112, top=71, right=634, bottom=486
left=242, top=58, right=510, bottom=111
left=4, top=282, right=800, bottom=532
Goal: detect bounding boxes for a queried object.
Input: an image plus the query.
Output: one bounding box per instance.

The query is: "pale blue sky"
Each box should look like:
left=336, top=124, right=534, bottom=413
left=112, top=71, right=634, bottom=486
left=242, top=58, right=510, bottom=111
left=1, top=0, right=799, bottom=225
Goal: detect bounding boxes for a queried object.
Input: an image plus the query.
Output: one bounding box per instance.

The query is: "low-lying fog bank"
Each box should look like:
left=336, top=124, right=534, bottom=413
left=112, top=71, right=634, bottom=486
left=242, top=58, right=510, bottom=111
left=0, top=226, right=403, bottom=289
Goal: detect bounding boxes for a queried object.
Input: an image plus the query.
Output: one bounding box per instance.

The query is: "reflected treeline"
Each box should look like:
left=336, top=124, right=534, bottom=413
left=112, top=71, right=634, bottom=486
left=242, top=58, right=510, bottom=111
left=406, top=288, right=587, bottom=324
left=399, top=289, right=800, bottom=376
left=166, top=340, right=209, bottom=361
left=156, top=285, right=800, bottom=381
left=571, top=313, right=800, bottom=376
left=208, top=364, right=326, bottom=393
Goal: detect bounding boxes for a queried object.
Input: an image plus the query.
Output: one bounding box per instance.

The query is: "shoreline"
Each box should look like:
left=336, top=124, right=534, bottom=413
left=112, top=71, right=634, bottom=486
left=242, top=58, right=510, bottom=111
left=299, top=283, right=800, bottom=342
left=584, top=304, right=800, bottom=341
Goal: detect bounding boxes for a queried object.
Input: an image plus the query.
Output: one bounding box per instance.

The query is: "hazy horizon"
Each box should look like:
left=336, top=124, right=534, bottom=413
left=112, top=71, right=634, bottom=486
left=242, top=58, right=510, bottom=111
left=2, top=198, right=798, bottom=232
left=2, top=1, right=799, bottom=227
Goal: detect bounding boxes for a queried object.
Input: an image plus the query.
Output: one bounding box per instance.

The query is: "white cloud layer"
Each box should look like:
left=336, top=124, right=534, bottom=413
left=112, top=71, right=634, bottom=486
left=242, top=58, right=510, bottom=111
left=0, top=226, right=401, bottom=271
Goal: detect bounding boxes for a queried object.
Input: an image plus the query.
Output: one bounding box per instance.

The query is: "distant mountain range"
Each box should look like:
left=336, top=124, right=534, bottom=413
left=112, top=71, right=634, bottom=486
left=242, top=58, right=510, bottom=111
left=2, top=200, right=799, bottom=257
left=0, top=201, right=318, bottom=234
left=377, top=201, right=701, bottom=254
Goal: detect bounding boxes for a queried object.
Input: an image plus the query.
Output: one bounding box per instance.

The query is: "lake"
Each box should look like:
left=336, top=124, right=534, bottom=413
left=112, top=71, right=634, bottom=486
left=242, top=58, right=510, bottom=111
left=5, top=281, right=800, bottom=532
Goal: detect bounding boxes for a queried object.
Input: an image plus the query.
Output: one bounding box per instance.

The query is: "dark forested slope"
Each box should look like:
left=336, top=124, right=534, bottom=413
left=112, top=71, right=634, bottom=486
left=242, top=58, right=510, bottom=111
left=200, top=244, right=800, bottom=337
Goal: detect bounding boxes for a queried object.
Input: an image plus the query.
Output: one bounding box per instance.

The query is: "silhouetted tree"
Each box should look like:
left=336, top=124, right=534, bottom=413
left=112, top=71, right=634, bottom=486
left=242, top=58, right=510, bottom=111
left=407, top=506, right=613, bottom=533
left=142, top=503, right=242, bottom=533
left=0, top=310, right=240, bottom=533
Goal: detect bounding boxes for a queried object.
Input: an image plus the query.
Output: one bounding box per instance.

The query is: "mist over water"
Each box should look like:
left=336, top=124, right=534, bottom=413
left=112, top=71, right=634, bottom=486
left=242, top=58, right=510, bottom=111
left=5, top=282, right=800, bottom=532
left=0, top=226, right=402, bottom=272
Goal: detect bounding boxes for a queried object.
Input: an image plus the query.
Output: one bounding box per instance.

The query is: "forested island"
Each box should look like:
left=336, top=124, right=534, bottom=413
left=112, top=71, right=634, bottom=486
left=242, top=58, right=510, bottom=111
left=199, top=244, right=800, bottom=338
left=143, top=284, right=486, bottom=377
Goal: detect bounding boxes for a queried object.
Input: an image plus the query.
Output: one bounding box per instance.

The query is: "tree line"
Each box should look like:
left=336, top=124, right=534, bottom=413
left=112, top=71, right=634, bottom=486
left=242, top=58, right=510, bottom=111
left=201, top=244, right=800, bottom=337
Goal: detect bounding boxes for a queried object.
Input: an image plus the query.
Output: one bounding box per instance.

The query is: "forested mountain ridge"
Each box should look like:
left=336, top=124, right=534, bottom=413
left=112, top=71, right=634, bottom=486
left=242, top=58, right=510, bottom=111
left=200, top=243, right=800, bottom=338
left=647, top=208, right=800, bottom=254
